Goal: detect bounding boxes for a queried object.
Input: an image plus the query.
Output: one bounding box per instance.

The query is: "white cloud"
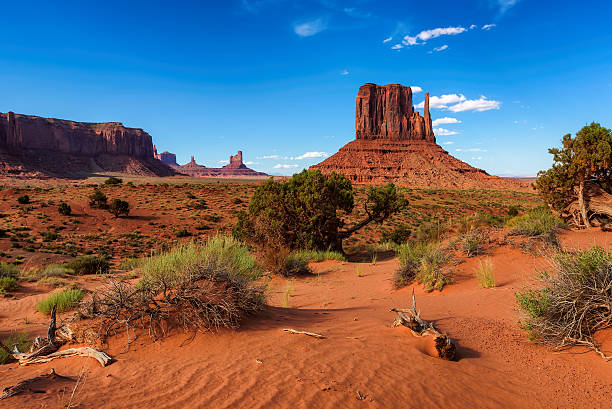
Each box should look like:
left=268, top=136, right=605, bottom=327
left=456, top=148, right=488, bottom=152
left=293, top=151, right=328, bottom=160
left=218, top=160, right=229, bottom=164
left=496, top=0, right=520, bottom=13
left=402, top=26, right=466, bottom=46
left=432, top=44, right=448, bottom=52
left=432, top=117, right=462, bottom=126
left=294, top=18, right=327, bottom=37
left=383, top=36, right=393, bottom=43
left=391, top=44, right=403, bottom=50
left=442, top=141, right=454, bottom=145
left=434, top=127, right=458, bottom=136
left=470, top=24, right=477, bottom=29
left=257, top=154, right=280, bottom=159
left=448, top=96, right=501, bottom=112
left=244, top=161, right=259, bottom=165
left=340, top=69, right=349, bottom=75
left=273, top=164, right=299, bottom=169
left=411, top=86, right=422, bottom=93
left=416, top=94, right=466, bottom=109
left=482, top=24, right=496, bottom=30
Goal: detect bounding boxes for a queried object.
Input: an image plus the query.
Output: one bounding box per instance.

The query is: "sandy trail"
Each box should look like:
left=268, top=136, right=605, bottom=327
left=1, top=230, right=611, bottom=408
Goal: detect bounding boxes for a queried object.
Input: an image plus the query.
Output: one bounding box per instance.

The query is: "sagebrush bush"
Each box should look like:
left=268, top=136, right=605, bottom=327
left=0, top=276, right=19, bottom=294
left=507, top=206, right=565, bottom=246
left=37, top=287, right=84, bottom=314
left=516, top=246, right=612, bottom=357
left=414, top=220, right=446, bottom=243
left=0, top=262, right=19, bottom=278
left=395, top=242, right=452, bottom=292
left=64, top=256, right=110, bottom=275
left=104, top=176, right=123, bottom=185
left=58, top=202, right=71, bottom=216
left=108, top=199, right=130, bottom=218
left=461, top=229, right=487, bottom=257
left=17, top=195, right=30, bottom=204
left=0, top=332, right=30, bottom=364
left=83, top=236, right=266, bottom=338
left=381, top=223, right=411, bottom=245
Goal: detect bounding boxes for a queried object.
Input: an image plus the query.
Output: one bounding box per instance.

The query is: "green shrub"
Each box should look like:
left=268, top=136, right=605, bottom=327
left=507, top=205, right=520, bottom=217
left=461, top=230, right=487, bottom=257
left=37, top=287, right=84, bottom=314
left=507, top=206, right=564, bottom=245
left=89, top=189, right=108, bottom=208
left=108, top=199, right=130, bottom=218
left=58, top=202, right=71, bottom=216
left=104, top=176, right=123, bottom=185
left=64, top=256, right=110, bottom=275
left=475, top=258, right=495, bottom=288
left=192, top=199, right=208, bottom=210
left=381, top=223, right=411, bottom=244
left=176, top=228, right=192, bottom=238
left=0, top=332, right=30, bottom=364
left=17, top=195, right=30, bottom=204
left=0, top=276, right=19, bottom=294
left=414, top=220, right=446, bottom=243
left=395, top=242, right=452, bottom=291
left=42, top=231, right=60, bottom=242
left=0, top=262, right=19, bottom=278
left=516, top=246, right=612, bottom=352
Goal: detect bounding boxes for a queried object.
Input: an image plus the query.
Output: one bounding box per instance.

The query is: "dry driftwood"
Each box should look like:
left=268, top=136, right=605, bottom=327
left=283, top=328, right=326, bottom=339
left=0, top=305, right=112, bottom=367
left=0, top=369, right=72, bottom=400
left=561, top=184, right=612, bottom=227
left=390, top=290, right=456, bottom=360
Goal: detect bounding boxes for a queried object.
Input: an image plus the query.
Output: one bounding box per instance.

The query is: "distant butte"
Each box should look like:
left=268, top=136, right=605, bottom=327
left=311, top=83, right=527, bottom=190
left=171, top=151, right=268, bottom=178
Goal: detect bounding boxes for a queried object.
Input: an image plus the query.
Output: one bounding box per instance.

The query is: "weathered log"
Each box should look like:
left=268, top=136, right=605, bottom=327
left=16, top=347, right=112, bottom=367
left=561, top=184, right=612, bottom=227
left=390, top=290, right=456, bottom=360
left=0, top=369, right=72, bottom=400
left=283, top=328, right=326, bottom=339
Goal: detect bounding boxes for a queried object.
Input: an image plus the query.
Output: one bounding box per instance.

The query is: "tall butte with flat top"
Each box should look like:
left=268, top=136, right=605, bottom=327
left=311, top=83, right=526, bottom=190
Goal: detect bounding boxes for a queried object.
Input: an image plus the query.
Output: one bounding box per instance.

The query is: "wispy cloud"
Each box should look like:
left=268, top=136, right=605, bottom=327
left=391, top=44, right=403, bottom=50
left=482, top=24, right=496, bottom=30
left=432, top=44, right=448, bottom=52
left=293, top=151, right=328, bottom=160
left=244, top=161, right=259, bottom=165
left=340, top=69, right=349, bottom=75
left=434, top=127, right=458, bottom=136
left=432, top=117, right=462, bottom=126
left=403, top=26, right=466, bottom=46
left=294, top=18, right=327, bottom=37
left=273, top=164, right=299, bottom=169
left=456, top=148, right=488, bottom=152
left=495, top=0, right=520, bottom=13
left=411, top=86, right=422, bottom=93
left=218, top=160, right=229, bottom=164
left=343, top=7, right=371, bottom=19
left=448, top=96, right=501, bottom=112
left=442, top=141, right=454, bottom=145
left=470, top=24, right=477, bottom=29
left=382, top=36, right=393, bottom=43
left=257, top=154, right=280, bottom=160
left=416, top=94, right=466, bottom=109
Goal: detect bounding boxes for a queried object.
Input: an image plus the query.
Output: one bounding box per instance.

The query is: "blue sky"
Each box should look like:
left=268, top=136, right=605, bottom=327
left=1, top=0, right=610, bottom=176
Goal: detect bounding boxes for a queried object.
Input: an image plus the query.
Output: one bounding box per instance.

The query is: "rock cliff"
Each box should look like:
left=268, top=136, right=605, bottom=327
left=175, top=151, right=267, bottom=178
left=0, top=112, right=174, bottom=177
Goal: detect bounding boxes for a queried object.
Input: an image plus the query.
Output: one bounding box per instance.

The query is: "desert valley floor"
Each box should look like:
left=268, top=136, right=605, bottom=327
left=0, top=177, right=610, bottom=408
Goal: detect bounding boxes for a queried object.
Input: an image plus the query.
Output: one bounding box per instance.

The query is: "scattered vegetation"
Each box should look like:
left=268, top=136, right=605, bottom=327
left=37, top=287, right=85, bottom=314
left=17, top=195, right=30, bottom=204
left=395, top=242, right=452, bottom=292
left=507, top=206, right=565, bottom=247
left=461, top=229, right=487, bottom=257
left=475, top=258, right=496, bottom=288
left=380, top=223, right=411, bottom=244
left=104, top=176, right=123, bottom=185
left=64, top=256, right=110, bottom=275
left=0, top=277, right=19, bottom=294
left=108, top=199, right=130, bottom=218
left=58, top=201, right=71, bottom=216
left=516, top=246, right=612, bottom=359
left=89, top=189, right=108, bottom=208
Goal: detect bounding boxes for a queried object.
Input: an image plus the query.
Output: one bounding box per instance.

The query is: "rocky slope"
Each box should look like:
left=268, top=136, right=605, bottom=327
left=312, top=83, right=527, bottom=190
left=0, top=111, right=174, bottom=177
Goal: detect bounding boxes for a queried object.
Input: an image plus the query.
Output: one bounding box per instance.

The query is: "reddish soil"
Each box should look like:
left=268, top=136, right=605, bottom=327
left=1, top=229, right=611, bottom=408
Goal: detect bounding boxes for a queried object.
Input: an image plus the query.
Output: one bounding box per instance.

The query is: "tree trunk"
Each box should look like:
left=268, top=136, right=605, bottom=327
left=578, top=179, right=591, bottom=228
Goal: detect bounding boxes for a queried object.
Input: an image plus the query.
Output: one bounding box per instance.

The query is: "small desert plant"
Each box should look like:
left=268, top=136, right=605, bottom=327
left=41, top=231, right=60, bottom=242
left=414, top=220, right=446, bottom=243
left=395, top=242, right=452, bottom=292
left=58, top=201, right=71, bottom=216
left=176, top=228, right=192, bottom=238
left=37, top=287, right=84, bottom=314
left=371, top=253, right=378, bottom=265
left=357, top=265, right=363, bottom=277
left=0, top=262, right=19, bottom=278
left=108, top=199, right=130, bottom=218
left=17, top=195, right=30, bottom=204
left=263, top=247, right=311, bottom=277
left=0, top=332, right=30, bottom=364
left=516, top=246, right=612, bottom=358
left=475, top=258, right=495, bottom=288
left=0, top=276, right=19, bottom=294
left=104, top=176, right=123, bottom=185
left=89, top=189, right=108, bottom=208
left=380, top=223, right=411, bottom=244
left=64, top=256, right=110, bottom=275
left=461, top=229, right=487, bottom=257
left=507, top=206, right=565, bottom=246
left=83, top=236, right=265, bottom=338
left=289, top=249, right=346, bottom=263
left=192, top=199, right=208, bottom=210
left=281, top=280, right=295, bottom=308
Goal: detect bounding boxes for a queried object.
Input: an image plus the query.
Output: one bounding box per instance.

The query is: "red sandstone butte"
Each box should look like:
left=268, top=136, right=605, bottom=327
left=312, top=83, right=527, bottom=190
left=0, top=111, right=174, bottom=177
left=174, top=151, right=267, bottom=177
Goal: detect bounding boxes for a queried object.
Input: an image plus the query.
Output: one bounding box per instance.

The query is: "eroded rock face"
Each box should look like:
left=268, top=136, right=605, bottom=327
left=355, top=84, right=434, bottom=142
left=225, top=151, right=247, bottom=170
left=155, top=151, right=178, bottom=167
left=0, top=111, right=174, bottom=177
left=175, top=151, right=267, bottom=177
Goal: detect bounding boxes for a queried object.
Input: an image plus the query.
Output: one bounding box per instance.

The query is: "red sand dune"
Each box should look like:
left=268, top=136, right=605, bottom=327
left=1, top=229, right=611, bottom=408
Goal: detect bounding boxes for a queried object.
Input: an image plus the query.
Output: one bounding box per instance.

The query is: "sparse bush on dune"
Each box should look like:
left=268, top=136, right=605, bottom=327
left=264, top=248, right=346, bottom=277
left=108, top=199, right=130, bottom=218
left=58, top=201, right=71, bottom=216
left=507, top=206, right=565, bottom=247
left=414, top=220, right=447, bottom=243
left=104, top=176, right=123, bottom=185
left=0, top=276, right=19, bottom=294
left=516, top=246, right=612, bottom=359
left=0, top=262, right=19, bottom=279
left=37, top=287, right=84, bottom=314
left=461, top=229, right=487, bottom=257
left=84, top=236, right=265, bottom=338
left=89, top=189, right=108, bottom=208
left=380, top=223, right=411, bottom=245
left=395, top=242, right=452, bottom=292
left=17, top=195, right=30, bottom=204
left=64, top=256, right=110, bottom=275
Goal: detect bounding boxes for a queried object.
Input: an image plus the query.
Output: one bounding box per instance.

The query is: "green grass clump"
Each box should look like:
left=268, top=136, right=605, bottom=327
left=37, top=288, right=84, bottom=315
left=507, top=206, right=565, bottom=245
left=0, top=262, right=19, bottom=278
left=395, top=242, right=452, bottom=292
left=475, top=258, right=496, bottom=288
left=64, top=256, right=110, bottom=275
left=0, top=276, right=19, bottom=294
left=461, top=230, right=487, bottom=257
left=289, top=249, right=346, bottom=263
left=516, top=246, right=612, bottom=349
left=0, top=332, right=30, bottom=364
